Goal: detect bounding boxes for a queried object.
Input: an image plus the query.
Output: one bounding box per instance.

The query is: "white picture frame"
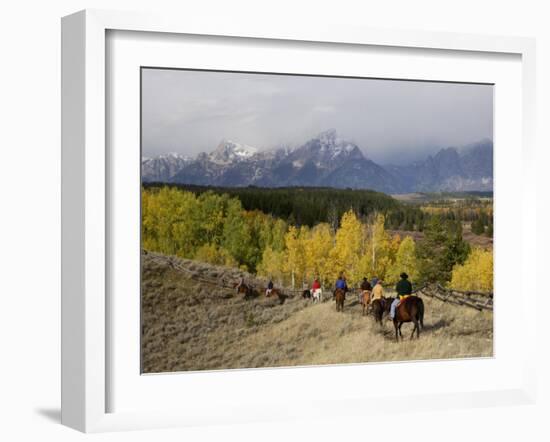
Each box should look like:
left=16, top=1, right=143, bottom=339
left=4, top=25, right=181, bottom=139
left=61, top=9, right=537, bottom=433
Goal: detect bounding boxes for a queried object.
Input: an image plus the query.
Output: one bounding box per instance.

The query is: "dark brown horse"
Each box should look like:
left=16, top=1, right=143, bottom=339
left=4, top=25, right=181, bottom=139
left=371, top=298, right=387, bottom=326
left=265, top=287, right=279, bottom=297
left=236, top=283, right=259, bottom=300
left=390, top=296, right=424, bottom=341
left=334, top=288, right=345, bottom=312
left=265, top=287, right=288, bottom=305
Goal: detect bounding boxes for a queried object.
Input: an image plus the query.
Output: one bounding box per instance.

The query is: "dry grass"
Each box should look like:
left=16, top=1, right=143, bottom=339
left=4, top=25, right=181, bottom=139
left=141, top=251, right=493, bottom=373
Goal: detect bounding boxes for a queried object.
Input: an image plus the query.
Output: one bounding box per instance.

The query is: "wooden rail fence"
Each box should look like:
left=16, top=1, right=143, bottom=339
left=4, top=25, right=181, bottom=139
left=415, top=283, right=493, bottom=312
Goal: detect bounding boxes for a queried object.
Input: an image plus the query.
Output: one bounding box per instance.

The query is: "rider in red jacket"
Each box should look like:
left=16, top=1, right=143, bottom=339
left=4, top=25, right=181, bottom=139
left=312, top=278, right=321, bottom=291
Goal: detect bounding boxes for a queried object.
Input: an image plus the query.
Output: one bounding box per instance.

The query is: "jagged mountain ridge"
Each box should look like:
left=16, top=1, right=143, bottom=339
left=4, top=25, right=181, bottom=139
left=384, top=139, right=493, bottom=192
left=141, top=152, right=192, bottom=182
left=142, top=130, right=493, bottom=193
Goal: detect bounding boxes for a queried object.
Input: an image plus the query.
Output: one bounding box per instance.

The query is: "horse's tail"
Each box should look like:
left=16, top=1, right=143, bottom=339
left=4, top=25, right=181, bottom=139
left=418, top=297, right=424, bottom=329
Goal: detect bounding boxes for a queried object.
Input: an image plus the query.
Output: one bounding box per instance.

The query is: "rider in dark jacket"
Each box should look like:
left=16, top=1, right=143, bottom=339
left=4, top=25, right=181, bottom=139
left=390, top=273, right=413, bottom=319
left=395, top=273, right=412, bottom=297
left=360, top=277, right=372, bottom=291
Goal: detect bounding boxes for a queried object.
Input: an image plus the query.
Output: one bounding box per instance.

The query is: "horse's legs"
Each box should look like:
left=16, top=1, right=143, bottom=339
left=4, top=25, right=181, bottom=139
left=410, top=320, right=418, bottom=340
left=398, top=322, right=403, bottom=338
left=394, top=320, right=399, bottom=342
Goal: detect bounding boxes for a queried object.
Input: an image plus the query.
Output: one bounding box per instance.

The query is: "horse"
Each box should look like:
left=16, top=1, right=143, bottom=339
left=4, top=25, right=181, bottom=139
left=371, top=298, right=387, bottom=326
left=265, top=287, right=288, bottom=305
left=236, top=283, right=259, bottom=300
left=312, top=288, right=323, bottom=303
left=389, top=296, right=425, bottom=341
left=361, top=290, right=372, bottom=316
left=334, top=288, right=346, bottom=312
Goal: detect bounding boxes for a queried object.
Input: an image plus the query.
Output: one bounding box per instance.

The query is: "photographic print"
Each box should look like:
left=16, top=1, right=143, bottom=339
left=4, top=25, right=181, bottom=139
left=140, top=68, right=493, bottom=373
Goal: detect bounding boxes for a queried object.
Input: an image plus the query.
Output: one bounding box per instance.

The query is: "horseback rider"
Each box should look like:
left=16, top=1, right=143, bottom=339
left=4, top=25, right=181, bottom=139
left=311, top=277, right=322, bottom=300
left=371, top=276, right=379, bottom=289
left=390, top=272, right=413, bottom=320
left=334, top=273, right=348, bottom=298
left=371, top=279, right=385, bottom=302
left=360, top=277, right=372, bottom=303
left=265, top=278, right=274, bottom=297
left=361, top=277, right=372, bottom=291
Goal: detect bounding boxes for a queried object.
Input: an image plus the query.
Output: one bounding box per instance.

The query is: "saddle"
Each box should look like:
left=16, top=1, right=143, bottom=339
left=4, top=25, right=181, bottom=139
left=397, top=294, right=411, bottom=307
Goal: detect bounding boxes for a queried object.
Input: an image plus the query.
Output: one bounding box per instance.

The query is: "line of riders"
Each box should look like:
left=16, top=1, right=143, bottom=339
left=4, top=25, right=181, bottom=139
left=332, top=272, right=414, bottom=321
left=236, top=271, right=415, bottom=321
left=236, top=271, right=424, bottom=340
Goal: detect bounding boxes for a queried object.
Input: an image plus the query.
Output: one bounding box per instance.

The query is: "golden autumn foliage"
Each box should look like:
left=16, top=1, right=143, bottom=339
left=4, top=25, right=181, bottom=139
left=356, top=214, right=397, bottom=283
left=328, top=210, right=364, bottom=285
left=142, top=187, right=287, bottom=272
left=386, top=236, right=419, bottom=284
left=450, top=248, right=493, bottom=292
left=256, top=246, right=287, bottom=286
left=283, top=225, right=307, bottom=288
left=142, top=187, right=493, bottom=293
left=303, top=223, right=334, bottom=287
left=194, top=243, right=238, bottom=268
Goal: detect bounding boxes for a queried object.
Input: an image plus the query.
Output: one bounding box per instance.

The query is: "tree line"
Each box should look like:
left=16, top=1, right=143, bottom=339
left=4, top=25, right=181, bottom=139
left=143, top=183, right=493, bottom=236
left=142, top=187, right=493, bottom=292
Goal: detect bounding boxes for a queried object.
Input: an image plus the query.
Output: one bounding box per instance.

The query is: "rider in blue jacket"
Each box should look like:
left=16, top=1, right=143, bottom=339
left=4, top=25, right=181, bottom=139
left=335, top=274, right=348, bottom=297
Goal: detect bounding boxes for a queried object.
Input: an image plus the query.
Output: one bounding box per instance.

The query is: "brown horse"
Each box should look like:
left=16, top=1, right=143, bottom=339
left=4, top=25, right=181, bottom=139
left=236, top=283, right=259, bottom=300
left=265, top=287, right=288, bottom=305
left=371, top=298, right=387, bottom=326
left=265, top=287, right=279, bottom=297
left=390, top=296, right=424, bottom=341
left=334, top=288, right=346, bottom=312
left=361, top=290, right=372, bottom=316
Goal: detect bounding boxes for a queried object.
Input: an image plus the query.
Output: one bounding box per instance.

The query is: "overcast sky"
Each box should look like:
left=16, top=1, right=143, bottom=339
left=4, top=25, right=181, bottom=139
left=142, top=68, right=493, bottom=165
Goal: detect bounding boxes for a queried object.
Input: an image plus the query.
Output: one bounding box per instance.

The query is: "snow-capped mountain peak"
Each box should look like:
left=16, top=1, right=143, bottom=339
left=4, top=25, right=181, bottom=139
left=209, top=139, right=259, bottom=164
left=290, top=130, right=364, bottom=166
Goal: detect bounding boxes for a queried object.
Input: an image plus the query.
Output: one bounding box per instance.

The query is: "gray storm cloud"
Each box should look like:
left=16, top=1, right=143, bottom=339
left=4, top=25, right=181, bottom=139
left=141, top=68, right=493, bottom=165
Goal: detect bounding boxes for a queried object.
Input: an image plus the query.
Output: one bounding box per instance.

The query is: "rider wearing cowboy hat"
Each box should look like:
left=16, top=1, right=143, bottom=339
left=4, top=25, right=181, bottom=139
left=390, top=272, right=413, bottom=320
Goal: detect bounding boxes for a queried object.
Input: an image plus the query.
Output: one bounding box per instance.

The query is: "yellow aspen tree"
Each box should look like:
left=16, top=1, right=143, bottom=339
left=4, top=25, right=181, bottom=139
left=450, top=247, right=493, bottom=292
left=303, top=223, right=334, bottom=288
left=328, top=210, right=364, bottom=286
left=386, top=236, right=419, bottom=285
left=358, top=213, right=393, bottom=281
left=284, top=225, right=307, bottom=288
left=257, top=246, right=286, bottom=285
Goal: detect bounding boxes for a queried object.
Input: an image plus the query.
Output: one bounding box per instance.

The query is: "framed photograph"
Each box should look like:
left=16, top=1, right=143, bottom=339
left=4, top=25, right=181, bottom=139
left=61, top=9, right=537, bottom=433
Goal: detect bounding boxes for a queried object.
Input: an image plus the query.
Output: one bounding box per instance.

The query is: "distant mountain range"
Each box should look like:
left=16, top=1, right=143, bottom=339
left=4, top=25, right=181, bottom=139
left=142, top=130, right=493, bottom=193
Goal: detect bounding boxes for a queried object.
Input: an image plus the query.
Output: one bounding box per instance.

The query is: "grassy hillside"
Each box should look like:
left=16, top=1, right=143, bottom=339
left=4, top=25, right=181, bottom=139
left=141, top=251, right=493, bottom=373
